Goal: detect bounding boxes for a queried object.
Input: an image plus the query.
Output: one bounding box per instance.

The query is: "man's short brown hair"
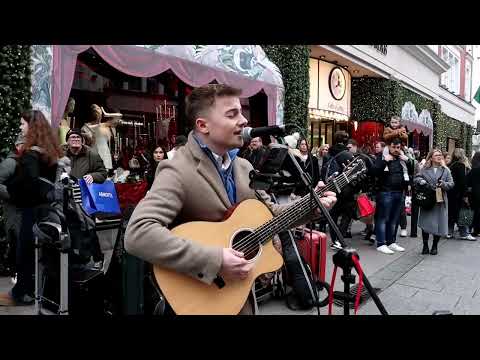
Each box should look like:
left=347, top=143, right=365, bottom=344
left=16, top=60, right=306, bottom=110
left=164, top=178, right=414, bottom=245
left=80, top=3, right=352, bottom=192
left=185, top=84, right=242, bottom=128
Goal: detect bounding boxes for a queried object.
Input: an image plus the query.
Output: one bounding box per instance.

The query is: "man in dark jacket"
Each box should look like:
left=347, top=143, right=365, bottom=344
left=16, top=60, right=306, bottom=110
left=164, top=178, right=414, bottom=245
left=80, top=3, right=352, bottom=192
left=372, top=138, right=414, bottom=254
left=65, top=129, right=107, bottom=184
left=242, top=137, right=267, bottom=170
left=65, top=129, right=107, bottom=269
left=321, top=131, right=355, bottom=248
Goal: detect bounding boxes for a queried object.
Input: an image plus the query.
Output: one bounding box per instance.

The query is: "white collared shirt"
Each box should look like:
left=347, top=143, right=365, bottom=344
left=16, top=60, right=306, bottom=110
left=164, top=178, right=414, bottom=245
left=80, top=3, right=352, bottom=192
left=211, top=151, right=232, bottom=171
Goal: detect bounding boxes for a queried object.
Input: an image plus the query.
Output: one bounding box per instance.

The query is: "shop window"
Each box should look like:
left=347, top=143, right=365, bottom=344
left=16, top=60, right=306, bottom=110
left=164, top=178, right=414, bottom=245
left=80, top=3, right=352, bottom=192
left=440, top=46, right=460, bottom=95
left=465, top=60, right=472, bottom=102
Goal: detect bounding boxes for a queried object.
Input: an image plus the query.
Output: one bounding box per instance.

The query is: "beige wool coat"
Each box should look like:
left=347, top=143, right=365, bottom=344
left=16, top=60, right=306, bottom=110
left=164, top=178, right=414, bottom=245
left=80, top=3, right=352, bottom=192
left=125, top=132, right=310, bottom=314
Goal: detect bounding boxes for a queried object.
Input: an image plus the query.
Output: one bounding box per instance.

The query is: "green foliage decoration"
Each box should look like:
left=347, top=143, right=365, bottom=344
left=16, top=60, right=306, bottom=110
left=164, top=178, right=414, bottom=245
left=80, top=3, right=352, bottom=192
left=262, top=45, right=310, bottom=131
left=351, top=77, right=472, bottom=151
left=0, top=45, right=32, bottom=158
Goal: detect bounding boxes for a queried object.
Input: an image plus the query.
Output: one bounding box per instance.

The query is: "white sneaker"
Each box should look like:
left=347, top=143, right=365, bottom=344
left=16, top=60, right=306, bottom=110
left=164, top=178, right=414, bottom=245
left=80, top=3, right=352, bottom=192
left=460, top=234, right=477, bottom=241
left=377, top=245, right=395, bottom=254
left=388, top=243, right=405, bottom=252
left=10, top=275, right=17, bottom=285
left=400, top=230, right=408, bottom=237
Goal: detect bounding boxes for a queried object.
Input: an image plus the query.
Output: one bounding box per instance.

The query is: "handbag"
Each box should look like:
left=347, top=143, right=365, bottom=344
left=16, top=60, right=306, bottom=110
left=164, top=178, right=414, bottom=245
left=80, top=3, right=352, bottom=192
left=458, top=206, right=474, bottom=227
left=78, top=179, right=121, bottom=217
left=414, top=168, right=444, bottom=210
left=356, top=193, right=375, bottom=218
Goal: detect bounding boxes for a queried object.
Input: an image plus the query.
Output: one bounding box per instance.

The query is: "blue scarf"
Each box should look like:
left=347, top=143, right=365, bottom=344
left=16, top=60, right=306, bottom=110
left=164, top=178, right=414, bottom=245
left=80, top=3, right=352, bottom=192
left=193, top=135, right=239, bottom=205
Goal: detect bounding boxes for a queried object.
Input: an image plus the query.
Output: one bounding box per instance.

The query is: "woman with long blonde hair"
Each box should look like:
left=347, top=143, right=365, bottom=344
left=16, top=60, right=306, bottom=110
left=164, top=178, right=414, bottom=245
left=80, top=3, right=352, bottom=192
left=447, top=148, right=475, bottom=240
left=414, top=149, right=454, bottom=255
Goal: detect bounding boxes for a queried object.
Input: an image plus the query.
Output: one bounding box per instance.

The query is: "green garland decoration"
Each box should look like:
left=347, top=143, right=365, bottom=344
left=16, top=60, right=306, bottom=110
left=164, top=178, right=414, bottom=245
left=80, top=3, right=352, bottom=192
left=262, top=45, right=309, bottom=130
left=0, top=45, right=32, bottom=158
left=351, top=77, right=472, bottom=152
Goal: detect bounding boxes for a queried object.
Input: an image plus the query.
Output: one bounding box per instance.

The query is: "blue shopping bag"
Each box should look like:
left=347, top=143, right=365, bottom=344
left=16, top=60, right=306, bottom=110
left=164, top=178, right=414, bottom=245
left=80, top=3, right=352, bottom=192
left=78, top=179, right=121, bottom=216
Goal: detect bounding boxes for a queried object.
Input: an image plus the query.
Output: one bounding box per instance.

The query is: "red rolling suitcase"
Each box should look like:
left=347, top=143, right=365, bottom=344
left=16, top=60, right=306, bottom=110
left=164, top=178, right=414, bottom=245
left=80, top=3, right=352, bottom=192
left=294, top=228, right=327, bottom=283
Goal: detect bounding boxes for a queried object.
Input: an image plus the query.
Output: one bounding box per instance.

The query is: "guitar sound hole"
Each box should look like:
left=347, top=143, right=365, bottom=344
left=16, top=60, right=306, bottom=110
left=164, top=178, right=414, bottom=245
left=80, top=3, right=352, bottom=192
left=232, top=230, right=260, bottom=261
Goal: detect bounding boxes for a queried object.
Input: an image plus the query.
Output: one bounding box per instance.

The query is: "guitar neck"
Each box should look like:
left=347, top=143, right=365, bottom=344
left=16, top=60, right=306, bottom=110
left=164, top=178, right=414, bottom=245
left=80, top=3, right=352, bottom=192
left=251, top=171, right=352, bottom=246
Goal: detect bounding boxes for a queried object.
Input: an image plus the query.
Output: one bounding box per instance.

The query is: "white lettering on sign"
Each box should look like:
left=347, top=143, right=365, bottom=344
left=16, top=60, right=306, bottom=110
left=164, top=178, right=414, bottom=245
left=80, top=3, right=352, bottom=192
left=98, top=192, right=113, bottom=198
left=328, top=101, right=345, bottom=113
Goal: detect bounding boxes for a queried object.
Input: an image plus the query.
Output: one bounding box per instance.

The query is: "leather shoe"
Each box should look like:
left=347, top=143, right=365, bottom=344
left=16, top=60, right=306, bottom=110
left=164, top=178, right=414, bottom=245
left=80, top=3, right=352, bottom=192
left=421, top=246, right=429, bottom=255
left=430, top=247, right=438, bottom=255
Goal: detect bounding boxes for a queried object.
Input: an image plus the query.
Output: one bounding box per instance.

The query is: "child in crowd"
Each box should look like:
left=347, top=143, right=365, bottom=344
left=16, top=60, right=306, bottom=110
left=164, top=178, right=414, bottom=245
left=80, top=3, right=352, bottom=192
left=383, top=115, right=409, bottom=181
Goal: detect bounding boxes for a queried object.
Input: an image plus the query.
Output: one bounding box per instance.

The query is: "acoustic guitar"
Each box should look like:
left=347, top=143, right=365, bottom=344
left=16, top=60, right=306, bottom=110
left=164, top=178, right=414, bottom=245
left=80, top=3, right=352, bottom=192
left=153, top=158, right=367, bottom=315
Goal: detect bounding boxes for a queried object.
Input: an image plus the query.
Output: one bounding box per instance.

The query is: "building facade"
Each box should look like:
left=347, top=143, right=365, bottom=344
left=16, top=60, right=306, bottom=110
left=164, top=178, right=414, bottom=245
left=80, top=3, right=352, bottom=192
left=308, top=45, right=476, bottom=155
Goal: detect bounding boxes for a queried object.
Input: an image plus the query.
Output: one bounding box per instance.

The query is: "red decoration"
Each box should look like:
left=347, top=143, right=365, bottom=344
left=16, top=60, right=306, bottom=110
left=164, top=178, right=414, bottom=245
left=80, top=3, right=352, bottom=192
left=352, top=120, right=384, bottom=149
left=115, top=181, right=149, bottom=210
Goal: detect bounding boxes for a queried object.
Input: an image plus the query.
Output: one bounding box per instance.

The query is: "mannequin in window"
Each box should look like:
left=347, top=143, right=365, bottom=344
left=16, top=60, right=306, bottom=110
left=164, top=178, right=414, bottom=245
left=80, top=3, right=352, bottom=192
left=59, top=97, right=75, bottom=146
left=81, top=104, right=102, bottom=148
left=81, top=104, right=119, bottom=170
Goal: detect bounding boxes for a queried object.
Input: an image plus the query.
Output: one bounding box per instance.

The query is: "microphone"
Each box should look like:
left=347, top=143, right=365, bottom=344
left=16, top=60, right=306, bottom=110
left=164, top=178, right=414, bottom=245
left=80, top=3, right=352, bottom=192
left=242, top=125, right=286, bottom=142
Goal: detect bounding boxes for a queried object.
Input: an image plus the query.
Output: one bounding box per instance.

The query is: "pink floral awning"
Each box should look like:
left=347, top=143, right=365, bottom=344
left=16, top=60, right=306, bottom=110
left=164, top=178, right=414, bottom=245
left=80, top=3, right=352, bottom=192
left=51, top=45, right=282, bottom=128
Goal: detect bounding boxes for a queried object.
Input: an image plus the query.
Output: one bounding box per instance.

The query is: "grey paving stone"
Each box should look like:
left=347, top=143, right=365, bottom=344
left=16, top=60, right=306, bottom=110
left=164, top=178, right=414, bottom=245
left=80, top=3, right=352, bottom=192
left=396, top=277, right=445, bottom=292
left=373, top=268, right=405, bottom=281
left=379, top=283, right=420, bottom=298
left=410, top=289, right=461, bottom=310
left=400, top=269, right=445, bottom=283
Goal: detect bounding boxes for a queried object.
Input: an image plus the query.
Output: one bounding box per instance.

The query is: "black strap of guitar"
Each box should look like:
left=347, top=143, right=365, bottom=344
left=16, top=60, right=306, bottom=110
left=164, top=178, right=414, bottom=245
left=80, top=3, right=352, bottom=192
left=254, top=190, right=320, bottom=312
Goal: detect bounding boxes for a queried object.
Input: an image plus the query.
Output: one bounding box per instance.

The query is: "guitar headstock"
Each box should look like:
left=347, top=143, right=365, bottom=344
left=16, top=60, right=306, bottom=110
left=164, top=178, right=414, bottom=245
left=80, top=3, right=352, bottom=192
left=343, top=157, right=367, bottom=184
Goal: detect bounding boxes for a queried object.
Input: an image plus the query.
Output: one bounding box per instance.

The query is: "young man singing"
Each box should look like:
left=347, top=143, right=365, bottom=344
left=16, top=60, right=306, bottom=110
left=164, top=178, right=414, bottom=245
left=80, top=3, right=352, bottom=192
left=125, top=84, right=337, bottom=315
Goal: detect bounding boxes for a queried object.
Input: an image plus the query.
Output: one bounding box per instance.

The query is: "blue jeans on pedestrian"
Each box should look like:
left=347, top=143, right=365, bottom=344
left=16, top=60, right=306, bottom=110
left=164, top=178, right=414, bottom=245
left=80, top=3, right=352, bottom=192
left=375, top=191, right=404, bottom=247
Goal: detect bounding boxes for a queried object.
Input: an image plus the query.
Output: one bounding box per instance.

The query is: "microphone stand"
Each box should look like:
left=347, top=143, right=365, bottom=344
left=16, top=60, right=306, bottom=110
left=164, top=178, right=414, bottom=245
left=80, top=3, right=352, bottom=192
left=274, top=133, right=388, bottom=316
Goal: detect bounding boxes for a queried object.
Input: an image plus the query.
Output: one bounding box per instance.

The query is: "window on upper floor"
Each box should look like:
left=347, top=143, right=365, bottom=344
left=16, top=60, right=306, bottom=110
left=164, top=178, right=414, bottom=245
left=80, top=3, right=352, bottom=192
left=440, top=46, right=460, bottom=95
left=465, top=60, right=472, bottom=102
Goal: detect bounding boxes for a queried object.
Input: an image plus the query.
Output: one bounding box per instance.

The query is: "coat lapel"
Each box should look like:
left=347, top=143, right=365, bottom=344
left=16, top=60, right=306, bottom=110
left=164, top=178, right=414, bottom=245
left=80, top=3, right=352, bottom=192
left=187, top=132, right=231, bottom=209
left=233, top=158, right=251, bottom=202
left=196, top=158, right=231, bottom=208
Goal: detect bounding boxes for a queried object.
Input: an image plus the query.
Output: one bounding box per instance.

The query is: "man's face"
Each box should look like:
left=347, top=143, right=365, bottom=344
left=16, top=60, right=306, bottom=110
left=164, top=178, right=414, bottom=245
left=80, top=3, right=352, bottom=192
left=375, top=143, right=384, bottom=154
left=250, top=137, right=261, bottom=150
left=198, top=96, right=248, bottom=152
left=389, top=143, right=402, bottom=156
left=347, top=144, right=357, bottom=154
left=390, top=119, right=400, bottom=129
left=67, top=134, right=83, bottom=151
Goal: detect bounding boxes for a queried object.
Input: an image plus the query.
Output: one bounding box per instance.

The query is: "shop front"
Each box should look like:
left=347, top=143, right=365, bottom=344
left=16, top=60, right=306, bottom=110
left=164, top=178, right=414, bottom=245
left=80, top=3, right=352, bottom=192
left=308, top=58, right=352, bottom=147
left=400, top=101, right=433, bottom=155
left=30, top=45, right=284, bottom=208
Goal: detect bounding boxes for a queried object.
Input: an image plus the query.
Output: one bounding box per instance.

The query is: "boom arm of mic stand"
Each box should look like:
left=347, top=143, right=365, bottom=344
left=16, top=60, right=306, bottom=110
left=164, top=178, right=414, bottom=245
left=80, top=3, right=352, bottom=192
left=274, top=135, right=349, bottom=249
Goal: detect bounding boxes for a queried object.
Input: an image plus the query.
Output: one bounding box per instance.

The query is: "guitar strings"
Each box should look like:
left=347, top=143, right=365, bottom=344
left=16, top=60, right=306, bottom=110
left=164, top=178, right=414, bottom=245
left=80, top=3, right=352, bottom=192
left=234, top=162, right=363, bottom=256
left=239, top=172, right=354, bottom=258
left=234, top=175, right=351, bottom=256
left=234, top=172, right=352, bottom=255
left=237, top=182, right=341, bottom=258
left=236, top=160, right=365, bottom=257
left=239, top=191, right=334, bottom=258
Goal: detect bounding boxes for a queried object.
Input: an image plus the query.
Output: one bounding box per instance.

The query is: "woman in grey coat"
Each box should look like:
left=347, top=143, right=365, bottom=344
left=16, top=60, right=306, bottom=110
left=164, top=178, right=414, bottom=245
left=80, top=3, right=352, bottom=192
left=414, top=149, right=454, bottom=255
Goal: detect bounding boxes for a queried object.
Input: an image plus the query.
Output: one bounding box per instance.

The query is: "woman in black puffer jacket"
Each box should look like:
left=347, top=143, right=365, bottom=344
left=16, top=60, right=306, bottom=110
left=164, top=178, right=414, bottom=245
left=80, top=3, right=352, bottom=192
left=468, top=152, right=480, bottom=236
left=447, top=148, right=475, bottom=240
left=0, top=110, right=63, bottom=306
